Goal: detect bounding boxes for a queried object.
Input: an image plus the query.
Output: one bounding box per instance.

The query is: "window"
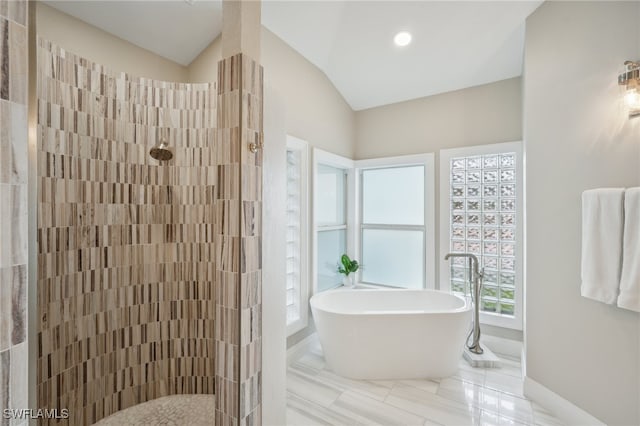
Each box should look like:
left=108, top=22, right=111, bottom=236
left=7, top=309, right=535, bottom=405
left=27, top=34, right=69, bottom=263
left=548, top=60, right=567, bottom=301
left=313, top=150, right=353, bottom=293
left=286, top=137, right=309, bottom=335
left=439, top=142, right=523, bottom=330
left=357, top=155, right=435, bottom=289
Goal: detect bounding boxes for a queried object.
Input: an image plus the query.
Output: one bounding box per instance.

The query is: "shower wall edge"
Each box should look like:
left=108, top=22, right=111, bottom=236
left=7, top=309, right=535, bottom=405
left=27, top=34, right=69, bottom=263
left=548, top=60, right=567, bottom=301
left=27, top=2, right=38, bottom=424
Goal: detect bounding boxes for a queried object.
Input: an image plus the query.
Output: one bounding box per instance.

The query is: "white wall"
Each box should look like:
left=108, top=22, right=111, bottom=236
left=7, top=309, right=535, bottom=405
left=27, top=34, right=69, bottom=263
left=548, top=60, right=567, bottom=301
left=262, top=86, right=287, bottom=426
left=355, top=77, right=522, bottom=160
left=524, top=2, right=640, bottom=425
left=189, top=28, right=356, bottom=158
left=36, top=3, right=188, bottom=82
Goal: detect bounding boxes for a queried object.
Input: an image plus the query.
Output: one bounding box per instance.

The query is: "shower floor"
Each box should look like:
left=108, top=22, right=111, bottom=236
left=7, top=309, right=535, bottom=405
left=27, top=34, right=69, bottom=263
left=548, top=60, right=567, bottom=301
left=94, top=394, right=215, bottom=426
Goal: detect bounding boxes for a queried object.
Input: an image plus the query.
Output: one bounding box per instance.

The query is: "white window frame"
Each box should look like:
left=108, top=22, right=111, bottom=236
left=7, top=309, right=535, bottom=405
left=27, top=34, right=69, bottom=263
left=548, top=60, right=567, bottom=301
left=354, top=154, right=436, bottom=289
left=286, top=136, right=310, bottom=336
left=312, top=148, right=355, bottom=294
left=439, top=141, right=524, bottom=330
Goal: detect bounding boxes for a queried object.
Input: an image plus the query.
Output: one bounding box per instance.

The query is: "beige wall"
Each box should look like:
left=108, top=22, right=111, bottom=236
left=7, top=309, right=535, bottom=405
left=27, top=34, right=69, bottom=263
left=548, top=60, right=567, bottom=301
left=354, top=77, right=522, bottom=159
left=524, top=2, right=639, bottom=425
left=355, top=76, right=524, bottom=343
left=262, top=28, right=355, bottom=158
left=190, top=28, right=356, bottom=158
left=36, top=3, right=188, bottom=82
left=188, top=36, right=222, bottom=83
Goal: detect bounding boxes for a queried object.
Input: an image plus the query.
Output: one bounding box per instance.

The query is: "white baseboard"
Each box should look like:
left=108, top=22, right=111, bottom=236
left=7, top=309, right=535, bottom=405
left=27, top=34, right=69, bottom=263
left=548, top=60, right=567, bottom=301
left=286, top=332, right=318, bottom=364
left=523, top=376, right=605, bottom=426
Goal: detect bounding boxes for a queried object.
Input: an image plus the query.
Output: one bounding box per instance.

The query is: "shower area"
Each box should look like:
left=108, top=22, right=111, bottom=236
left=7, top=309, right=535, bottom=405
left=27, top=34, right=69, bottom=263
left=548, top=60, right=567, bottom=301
left=31, top=7, right=265, bottom=421
left=35, top=38, right=217, bottom=424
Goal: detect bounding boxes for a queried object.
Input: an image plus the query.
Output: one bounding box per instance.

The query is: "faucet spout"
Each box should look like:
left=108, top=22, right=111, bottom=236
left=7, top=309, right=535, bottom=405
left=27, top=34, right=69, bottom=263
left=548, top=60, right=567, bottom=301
left=444, top=253, right=482, bottom=280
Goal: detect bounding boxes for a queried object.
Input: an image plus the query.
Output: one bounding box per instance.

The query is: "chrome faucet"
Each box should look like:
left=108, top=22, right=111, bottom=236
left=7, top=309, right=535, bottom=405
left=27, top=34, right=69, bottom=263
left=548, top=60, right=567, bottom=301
left=445, top=253, right=485, bottom=355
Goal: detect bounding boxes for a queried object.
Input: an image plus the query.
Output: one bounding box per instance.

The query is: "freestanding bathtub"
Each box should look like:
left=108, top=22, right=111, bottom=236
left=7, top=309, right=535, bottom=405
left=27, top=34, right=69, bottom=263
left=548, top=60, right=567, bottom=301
left=310, top=288, right=472, bottom=380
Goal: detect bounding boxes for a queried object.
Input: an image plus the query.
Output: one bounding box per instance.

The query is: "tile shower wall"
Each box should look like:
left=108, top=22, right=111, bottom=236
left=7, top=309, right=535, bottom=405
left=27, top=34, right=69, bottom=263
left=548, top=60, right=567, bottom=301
left=0, top=0, right=28, bottom=425
left=215, top=54, right=263, bottom=426
left=36, top=39, right=216, bottom=425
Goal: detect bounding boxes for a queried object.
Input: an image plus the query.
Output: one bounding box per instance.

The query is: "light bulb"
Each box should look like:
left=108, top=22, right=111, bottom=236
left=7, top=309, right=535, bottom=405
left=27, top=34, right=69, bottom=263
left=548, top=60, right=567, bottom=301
left=624, top=88, right=640, bottom=109
left=394, top=31, right=412, bottom=47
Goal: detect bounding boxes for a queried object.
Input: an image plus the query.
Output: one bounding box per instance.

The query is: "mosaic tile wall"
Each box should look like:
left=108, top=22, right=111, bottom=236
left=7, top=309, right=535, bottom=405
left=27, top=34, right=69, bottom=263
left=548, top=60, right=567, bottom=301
left=0, top=0, right=28, bottom=425
left=36, top=39, right=217, bottom=425
left=215, top=54, right=263, bottom=426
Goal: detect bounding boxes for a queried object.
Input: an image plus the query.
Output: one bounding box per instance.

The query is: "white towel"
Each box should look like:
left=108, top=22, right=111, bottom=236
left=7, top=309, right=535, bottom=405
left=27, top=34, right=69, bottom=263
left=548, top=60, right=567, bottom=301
left=617, top=187, right=640, bottom=312
left=580, top=188, right=625, bottom=304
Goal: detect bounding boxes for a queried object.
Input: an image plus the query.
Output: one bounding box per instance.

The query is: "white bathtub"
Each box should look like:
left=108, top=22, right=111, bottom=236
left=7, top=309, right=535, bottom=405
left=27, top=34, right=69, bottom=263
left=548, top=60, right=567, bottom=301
left=310, top=288, right=472, bottom=380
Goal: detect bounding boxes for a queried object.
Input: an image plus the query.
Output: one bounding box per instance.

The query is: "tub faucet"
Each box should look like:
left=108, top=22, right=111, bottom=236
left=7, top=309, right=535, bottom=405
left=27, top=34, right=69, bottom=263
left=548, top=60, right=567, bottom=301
left=444, top=253, right=484, bottom=355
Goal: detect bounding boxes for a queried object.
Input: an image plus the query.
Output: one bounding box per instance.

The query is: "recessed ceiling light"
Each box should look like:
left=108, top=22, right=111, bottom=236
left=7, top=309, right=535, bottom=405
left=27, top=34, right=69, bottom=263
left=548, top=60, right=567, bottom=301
left=394, top=31, right=412, bottom=47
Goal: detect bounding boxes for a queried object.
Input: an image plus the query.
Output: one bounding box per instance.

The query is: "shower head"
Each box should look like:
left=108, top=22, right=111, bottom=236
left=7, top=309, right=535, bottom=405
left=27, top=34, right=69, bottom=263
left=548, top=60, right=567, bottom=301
left=149, top=140, right=173, bottom=161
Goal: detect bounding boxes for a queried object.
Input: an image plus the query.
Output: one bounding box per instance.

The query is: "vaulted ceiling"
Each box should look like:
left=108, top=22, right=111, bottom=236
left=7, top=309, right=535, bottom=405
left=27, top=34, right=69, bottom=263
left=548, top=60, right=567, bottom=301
left=44, top=0, right=543, bottom=110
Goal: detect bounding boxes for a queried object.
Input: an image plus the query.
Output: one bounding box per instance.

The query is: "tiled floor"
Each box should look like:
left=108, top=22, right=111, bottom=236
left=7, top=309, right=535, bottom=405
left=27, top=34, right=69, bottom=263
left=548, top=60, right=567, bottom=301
left=287, top=336, right=564, bottom=426
left=94, top=394, right=215, bottom=426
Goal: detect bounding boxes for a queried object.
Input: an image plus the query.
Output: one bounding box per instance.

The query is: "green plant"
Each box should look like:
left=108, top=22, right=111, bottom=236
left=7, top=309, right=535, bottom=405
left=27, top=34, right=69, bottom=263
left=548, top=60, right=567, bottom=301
left=338, top=254, right=359, bottom=276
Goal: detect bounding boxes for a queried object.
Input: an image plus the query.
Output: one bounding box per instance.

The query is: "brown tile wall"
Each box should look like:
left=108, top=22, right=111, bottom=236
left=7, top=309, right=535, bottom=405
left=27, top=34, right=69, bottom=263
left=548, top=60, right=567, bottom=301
left=36, top=39, right=217, bottom=425
left=215, top=53, right=263, bottom=426
left=0, top=0, right=28, bottom=425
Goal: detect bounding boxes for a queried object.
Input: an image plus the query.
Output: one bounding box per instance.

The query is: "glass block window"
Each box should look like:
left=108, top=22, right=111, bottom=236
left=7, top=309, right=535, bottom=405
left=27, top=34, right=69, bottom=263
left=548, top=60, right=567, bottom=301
left=449, top=152, right=517, bottom=317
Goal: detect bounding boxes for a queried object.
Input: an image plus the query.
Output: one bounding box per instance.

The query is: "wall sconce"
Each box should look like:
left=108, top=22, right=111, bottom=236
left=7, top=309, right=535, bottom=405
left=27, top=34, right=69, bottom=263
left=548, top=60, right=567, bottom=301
left=618, top=60, right=640, bottom=118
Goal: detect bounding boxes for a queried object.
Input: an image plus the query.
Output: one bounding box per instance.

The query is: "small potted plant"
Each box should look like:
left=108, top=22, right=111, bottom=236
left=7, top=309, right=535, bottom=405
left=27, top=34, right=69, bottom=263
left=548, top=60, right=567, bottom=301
left=338, top=254, right=359, bottom=288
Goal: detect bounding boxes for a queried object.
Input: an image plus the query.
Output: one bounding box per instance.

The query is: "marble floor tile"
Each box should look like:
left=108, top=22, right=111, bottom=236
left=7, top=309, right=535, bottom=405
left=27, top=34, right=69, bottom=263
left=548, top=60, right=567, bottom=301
left=367, top=380, right=396, bottom=389
left=295, top=351, right=326, bottom=372
left=531, top=403, right=565, bottom=426
left=287, top=335, right=565, bottom=426
left=331, top=390, right=426, bottom=426
left=287, top=367, right=343, bottom=407
left=436, top=375, right=533, bottom=424
left=287, top=392, right=360, bottom=426
left=314, top=369, right=391, bottom=402
left=386, top=384, right=480, bottom=426
left=496, top=392, right=533, bottom=424
left=455, top=362, right=488, bottom=385
left=494, top=359, right=523, bottom=379
left=437, top=377, right=500, bottom=413
left=396, top=378, right=440, bottom=394
left=291, top=358, right=324, bottom=377
left=287, top=406, right=337, bottom=426
left=485, top=371, right=525, bottom=398
left=480, top=409, right=529, bottom=426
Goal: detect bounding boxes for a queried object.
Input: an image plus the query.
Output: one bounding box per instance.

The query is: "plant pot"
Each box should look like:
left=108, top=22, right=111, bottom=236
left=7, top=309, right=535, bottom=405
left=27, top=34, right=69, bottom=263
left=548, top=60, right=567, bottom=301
left=342, top=275, right=354, bottom=288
